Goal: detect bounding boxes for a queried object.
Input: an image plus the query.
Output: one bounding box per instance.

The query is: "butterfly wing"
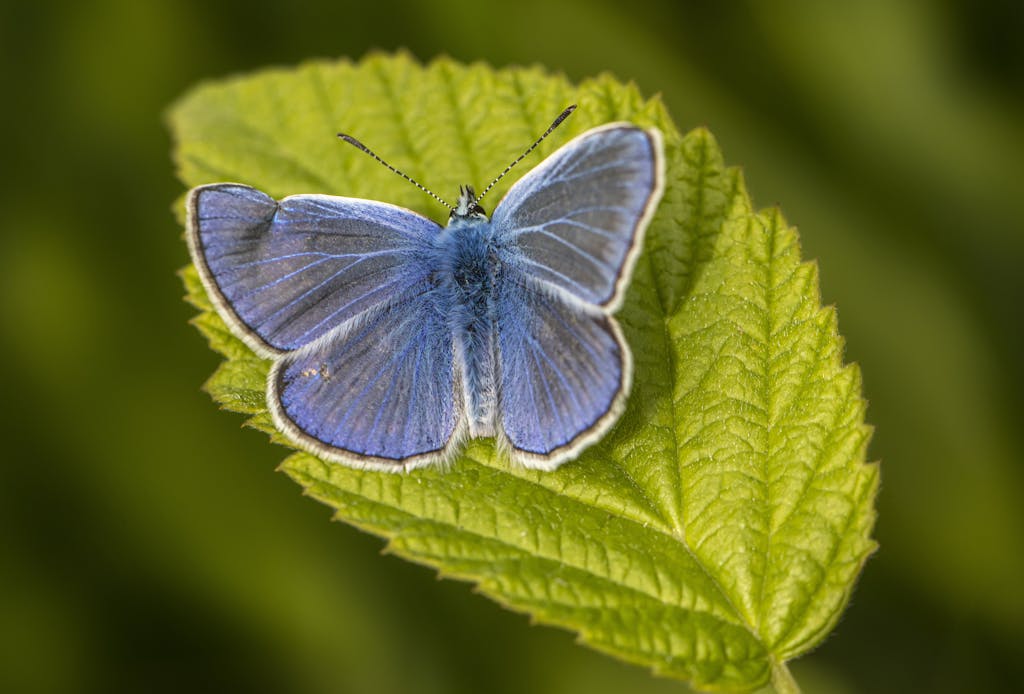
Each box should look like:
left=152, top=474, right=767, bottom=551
left=490, top=124, right=664, bottom=309
left=269, top=293, right=462, bottom=470
left=491, top=124, right=663, bottom=467
left=187, top=183, right=439, bottom=356
left=189, top=183, right=461, bottom=468
left=494, top=278, right=630, bottom=468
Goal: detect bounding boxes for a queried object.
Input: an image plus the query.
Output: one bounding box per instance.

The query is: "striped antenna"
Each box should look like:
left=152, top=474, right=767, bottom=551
left=473, top=104, right=577, bottom=206
left=337, top=133, right=453, bottom=210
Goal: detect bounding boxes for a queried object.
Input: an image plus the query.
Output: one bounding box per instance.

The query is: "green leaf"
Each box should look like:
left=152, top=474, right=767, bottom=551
left=169, top=53, right=877, bottom=693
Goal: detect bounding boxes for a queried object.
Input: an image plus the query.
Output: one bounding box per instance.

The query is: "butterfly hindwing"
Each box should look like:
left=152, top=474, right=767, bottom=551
left=187, top=184, right=440, bottom=355
left=490, top=124, right=663, bottom=309
left=494, top=277, right=629, bottom=469
left=269, top=293, right=463, bottom=469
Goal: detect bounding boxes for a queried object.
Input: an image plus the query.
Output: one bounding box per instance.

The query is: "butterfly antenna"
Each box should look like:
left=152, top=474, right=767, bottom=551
left=337, top=133, right=453, bottom=210
left=473, top=104, right=577, bottom=206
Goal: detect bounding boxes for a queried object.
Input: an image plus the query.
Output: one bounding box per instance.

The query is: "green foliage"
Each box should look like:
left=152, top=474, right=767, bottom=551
left=170, top=53, right=877, bottom=693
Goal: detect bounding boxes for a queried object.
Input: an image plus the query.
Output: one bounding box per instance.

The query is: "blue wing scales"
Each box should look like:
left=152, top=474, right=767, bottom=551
left=491, top=125, right=663, bottom=308
left=494, top=278, right=629, bottom=469
left=187, top=183, right=440, bottom=355
left=489, top=123, right=661, bottom=467
left=269, top=293, right=462, bottom=469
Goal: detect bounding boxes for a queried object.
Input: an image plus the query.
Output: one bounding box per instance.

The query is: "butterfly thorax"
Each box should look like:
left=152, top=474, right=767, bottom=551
left=435, top=198, right=500, bottom=439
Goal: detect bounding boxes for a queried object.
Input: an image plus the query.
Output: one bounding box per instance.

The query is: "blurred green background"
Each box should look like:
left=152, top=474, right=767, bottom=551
left=2, top=0, right=1022, bottom=692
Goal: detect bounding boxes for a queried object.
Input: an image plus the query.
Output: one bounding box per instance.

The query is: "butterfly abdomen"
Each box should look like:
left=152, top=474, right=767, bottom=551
left=434, top=218, right=499, bottom=438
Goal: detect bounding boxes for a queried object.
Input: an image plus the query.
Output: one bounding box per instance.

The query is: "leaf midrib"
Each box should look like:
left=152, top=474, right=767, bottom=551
left=754, top=213, right=781, bottom=639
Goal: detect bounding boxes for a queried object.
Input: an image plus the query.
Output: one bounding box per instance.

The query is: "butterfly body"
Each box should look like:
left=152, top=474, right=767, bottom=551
left=187, top=122, right=664, bottom=471
left=434, top=203, right=500, bottom=438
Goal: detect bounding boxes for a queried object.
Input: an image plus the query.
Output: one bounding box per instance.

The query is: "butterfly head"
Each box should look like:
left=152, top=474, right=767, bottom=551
left=450, top=185, right=488, bottom=223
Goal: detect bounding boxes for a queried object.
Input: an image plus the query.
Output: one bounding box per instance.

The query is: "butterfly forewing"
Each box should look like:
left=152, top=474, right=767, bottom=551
left=188, top=184, right=440, bottom=355
left=490, top=125, right=662, bottom=309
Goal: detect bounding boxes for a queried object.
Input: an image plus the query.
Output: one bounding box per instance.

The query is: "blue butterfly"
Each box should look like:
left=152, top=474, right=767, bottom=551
left=186, top=107, right=664, bottom=471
